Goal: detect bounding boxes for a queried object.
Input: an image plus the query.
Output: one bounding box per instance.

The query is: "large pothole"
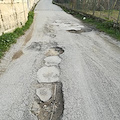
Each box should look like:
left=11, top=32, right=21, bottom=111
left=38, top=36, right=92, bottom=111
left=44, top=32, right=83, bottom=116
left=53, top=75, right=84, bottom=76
left=31, top=82, right=64, bottom=120
left=45, top=47, right=64, bottom=56
left=27, top=42, right=41, bottom=51
left=31, top=46, right=64, bottom=120
left=67, top=27, right=92, bottom=34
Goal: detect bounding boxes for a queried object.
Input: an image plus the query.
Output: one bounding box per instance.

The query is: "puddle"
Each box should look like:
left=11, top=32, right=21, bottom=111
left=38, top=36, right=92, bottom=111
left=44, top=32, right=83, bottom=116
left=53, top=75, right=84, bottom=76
left=31, top=82, right=64, bottom=120
left=46, top=47, right=64, bottom=56
left=27, top=42, right=41, bottom=51
left=67, top=28, right=92, bottom=34
left=12, top=50, right=23, bottom=60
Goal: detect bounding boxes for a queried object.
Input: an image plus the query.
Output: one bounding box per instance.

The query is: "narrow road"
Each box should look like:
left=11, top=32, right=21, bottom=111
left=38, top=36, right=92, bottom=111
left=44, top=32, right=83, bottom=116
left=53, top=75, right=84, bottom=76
left=0, top=0, right=120, bottom=120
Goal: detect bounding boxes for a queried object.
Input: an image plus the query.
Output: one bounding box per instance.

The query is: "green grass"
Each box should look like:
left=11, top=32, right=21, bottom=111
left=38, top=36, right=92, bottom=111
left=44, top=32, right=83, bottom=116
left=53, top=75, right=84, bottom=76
left=74, top=14, right=120, bottom=40
left=61, top=6, right=120, bottom=40
left=0, top=11, right=34, bottom=59
left=87, top=10, right=120, bottom=23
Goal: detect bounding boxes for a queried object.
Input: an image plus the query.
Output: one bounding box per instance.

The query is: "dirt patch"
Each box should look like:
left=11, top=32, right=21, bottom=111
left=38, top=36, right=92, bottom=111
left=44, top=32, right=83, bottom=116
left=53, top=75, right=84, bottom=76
left=31, top=82, right=64, bottom=120
left=12, top=50, right=23, bottom=60
left=67, top=28, right=92, bottom=33
left=23, top=21, right=34, bottom=46
left=0, top=68, right=6, bottom=75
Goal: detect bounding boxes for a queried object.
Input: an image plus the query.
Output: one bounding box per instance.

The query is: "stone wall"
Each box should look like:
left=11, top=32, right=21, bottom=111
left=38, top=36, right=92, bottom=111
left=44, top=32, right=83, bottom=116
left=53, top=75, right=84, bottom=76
left=0, top=0, right=39, bottom=35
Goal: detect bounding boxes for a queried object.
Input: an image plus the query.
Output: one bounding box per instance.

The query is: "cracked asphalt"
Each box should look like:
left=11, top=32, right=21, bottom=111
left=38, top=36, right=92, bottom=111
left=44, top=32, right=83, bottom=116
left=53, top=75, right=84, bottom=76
left=0, top=0, right=120, bottom=120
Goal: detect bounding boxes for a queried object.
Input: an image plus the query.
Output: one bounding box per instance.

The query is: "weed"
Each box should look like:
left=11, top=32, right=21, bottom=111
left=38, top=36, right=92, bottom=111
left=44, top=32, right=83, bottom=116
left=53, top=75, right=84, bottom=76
left=0, top=11, right=34, bottom=59
left=61, top=6, right=120, bottom=40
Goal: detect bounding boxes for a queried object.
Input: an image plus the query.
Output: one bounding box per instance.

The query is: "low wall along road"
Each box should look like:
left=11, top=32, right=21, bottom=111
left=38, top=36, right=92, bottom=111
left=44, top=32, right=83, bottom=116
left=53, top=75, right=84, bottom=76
left=0, top=0, right=39, bottom=35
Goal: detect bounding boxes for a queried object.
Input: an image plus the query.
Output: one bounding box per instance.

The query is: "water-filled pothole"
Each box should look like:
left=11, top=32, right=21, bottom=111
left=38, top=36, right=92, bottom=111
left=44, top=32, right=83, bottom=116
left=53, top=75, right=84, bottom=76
left=67, top=28, right=92, bottom=34
left=46, top=47, right=64, bottom=56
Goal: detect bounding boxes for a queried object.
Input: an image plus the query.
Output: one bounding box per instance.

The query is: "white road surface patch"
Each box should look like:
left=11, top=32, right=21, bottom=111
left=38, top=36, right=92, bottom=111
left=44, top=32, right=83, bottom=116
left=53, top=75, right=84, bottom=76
left=37, top=66, right=60, bottom=83
left=44, top=56, right=62, bottom=66
left=52, top=20, right=84, bottom=31
left=36, top=87, right=52, bottom=102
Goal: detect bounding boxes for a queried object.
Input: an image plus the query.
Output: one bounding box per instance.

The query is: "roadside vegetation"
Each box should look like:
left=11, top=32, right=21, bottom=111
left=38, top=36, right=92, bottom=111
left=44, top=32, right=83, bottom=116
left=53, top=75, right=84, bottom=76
left=0, top=11, right=34, bottom=59
left=53, top=0, right=120, bottom=23
left=87, top=10, right=120, bottom=22
left=75, top=13, right=120, bottom=40
left=53, top=2, right=120, bottom=41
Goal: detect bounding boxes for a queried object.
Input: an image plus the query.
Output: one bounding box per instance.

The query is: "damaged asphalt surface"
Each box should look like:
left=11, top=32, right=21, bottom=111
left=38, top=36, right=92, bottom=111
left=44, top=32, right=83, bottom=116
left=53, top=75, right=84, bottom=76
left=0, top=0, right=120, bottom=120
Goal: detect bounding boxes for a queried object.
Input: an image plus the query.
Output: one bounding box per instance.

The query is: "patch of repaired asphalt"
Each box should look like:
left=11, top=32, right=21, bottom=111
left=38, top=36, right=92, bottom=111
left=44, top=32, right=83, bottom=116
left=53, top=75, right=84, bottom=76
left=31, top=82, right=64, bottom=120
left=37, top=66, right=60, bottom=83
left=44, top=56, right=61, bottom=66
left=36, top=86, right=53, bottom=102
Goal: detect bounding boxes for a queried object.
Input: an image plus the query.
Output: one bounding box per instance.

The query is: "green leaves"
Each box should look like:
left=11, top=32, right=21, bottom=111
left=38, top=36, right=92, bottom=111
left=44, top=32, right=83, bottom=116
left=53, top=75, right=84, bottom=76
left=0, top=11, right=34, bottom=59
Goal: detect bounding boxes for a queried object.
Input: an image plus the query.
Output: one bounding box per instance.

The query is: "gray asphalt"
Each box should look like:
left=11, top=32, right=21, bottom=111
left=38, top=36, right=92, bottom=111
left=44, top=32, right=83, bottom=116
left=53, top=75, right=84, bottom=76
left=0, top=0, right=120, bottom=120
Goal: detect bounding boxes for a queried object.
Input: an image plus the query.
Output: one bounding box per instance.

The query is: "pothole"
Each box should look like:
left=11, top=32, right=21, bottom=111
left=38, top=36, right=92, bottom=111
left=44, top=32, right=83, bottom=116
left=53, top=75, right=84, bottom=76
left=36, top=86, right=53, bottom=102
left=37, top=66, right=60, bottom=83
left=50, top=34, right=56, bottom=38
left=45, top=47, right=64, bottom=56
left=31, top=82, right=64, bottom=120
left=67, top=28, right=92, bottom=33
left=44, top=56, right=61, bottom=66
left=12, top=50, right=23, bottom=60
left=27, top=42, right=41, bottom=51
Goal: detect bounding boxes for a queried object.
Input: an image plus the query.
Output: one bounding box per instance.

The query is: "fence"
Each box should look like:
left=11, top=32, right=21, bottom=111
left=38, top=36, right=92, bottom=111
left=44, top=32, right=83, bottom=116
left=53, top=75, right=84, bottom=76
left=53, top=0, right=120, bottom=24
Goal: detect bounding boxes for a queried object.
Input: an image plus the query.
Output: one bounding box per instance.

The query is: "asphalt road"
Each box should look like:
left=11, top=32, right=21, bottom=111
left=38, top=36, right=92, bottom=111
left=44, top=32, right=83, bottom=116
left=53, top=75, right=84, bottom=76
left=0, top=0, right=120, bottom=120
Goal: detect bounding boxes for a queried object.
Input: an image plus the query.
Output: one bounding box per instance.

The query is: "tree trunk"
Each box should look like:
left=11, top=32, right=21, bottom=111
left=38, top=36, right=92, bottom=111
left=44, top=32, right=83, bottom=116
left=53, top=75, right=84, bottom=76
left=112, top=0, right=118, bottom=9
left=117, top=9, right=120, bottom=23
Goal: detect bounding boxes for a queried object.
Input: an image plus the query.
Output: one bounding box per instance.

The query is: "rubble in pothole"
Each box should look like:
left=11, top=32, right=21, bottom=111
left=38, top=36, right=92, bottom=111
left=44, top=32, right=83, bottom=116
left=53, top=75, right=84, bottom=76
left=31, top=46, right=64, bottom=120
left=45, top=47, right=64, bottom=56
left=31, top=82, right=64, bottom=120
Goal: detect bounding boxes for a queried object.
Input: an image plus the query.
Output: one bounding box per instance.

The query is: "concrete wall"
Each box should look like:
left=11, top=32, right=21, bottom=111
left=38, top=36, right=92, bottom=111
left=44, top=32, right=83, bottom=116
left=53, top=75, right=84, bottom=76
left=0, top=0, right=39, bottom=35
